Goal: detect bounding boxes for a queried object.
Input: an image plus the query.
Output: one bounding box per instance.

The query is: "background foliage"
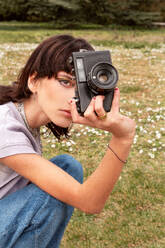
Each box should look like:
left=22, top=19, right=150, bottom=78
left=0, top=0, right=164, bottom=26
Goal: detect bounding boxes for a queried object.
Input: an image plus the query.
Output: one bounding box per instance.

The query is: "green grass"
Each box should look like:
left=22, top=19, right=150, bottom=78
left=0, top=22, right=165, bottom=248
left=0, top=21, right=164, bottom=49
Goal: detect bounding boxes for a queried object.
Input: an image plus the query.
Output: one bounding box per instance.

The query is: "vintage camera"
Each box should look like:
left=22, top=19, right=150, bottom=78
left=72, top=50, right=118, bottom=115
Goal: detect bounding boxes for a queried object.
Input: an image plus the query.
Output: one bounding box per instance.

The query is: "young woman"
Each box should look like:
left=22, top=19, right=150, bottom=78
left=0, top=34, right=135, bottom=248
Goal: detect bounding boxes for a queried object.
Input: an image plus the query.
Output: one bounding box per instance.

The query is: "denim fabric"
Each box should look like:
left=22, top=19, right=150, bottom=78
left=0, top=154, right=83, bottom=248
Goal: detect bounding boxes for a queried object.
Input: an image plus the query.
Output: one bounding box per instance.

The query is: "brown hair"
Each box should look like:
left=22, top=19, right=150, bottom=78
left=0, top=34, right=94, bottom=139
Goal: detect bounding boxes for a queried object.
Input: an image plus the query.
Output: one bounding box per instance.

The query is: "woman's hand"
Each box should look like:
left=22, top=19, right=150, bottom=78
left=70, top=88, right=136, bottom=141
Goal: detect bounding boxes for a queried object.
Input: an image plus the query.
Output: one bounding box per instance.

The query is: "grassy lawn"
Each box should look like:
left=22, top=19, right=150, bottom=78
left=0, top=22, right=165, bottom=248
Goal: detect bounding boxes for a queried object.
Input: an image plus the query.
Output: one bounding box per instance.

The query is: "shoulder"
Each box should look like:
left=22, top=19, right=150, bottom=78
left=0, top=102, right=12, bottom=119
left=0, top=101, right=21, bottom=122
left=0, top=102, right=39, bottom=158
left=0, top=102, right=26, bottom=133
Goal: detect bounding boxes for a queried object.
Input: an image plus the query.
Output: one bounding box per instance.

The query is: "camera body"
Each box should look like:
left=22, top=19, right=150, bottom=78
left=72, top=50, right=118, bottom=115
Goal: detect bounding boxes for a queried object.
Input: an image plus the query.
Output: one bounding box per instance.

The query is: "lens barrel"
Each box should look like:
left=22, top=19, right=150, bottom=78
left=88, top=62, right=118, bottom=94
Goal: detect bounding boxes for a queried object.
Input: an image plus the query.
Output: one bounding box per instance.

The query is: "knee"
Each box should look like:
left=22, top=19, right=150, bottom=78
left=63, top=154, right=83, bottom=183
left=50, top=154, right=83, bottom=184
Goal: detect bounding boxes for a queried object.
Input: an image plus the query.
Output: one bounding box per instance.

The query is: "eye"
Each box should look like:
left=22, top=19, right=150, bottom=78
left=59, top=79, right=70, bottom=86
left=58, top=78, right=76, bottom=88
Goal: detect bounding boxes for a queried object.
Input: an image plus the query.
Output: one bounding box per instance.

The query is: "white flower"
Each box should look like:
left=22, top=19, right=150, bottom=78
left=133, top=135, right=138, bottom=144
left=118, top=176, right=122, bottom=181
left=156, top=133, right=161, bottom=139
left=43, top=133, right=48, bottom=138
left=146, top=107, right=152, bottom=112
left=51, top=144, right=56, bottom=148
left=66, top=141, right=72, bottom=147
left=139, top=149, right=143, bottom=154
left=70, top=140, right=76, bottom=145
left=148, top=152, right=155, bottom=158
left=76, top=133, right=81, bottom=137
left=42, top=127, right=47, bottom=133
left=156, top=115, right=161, bottom=120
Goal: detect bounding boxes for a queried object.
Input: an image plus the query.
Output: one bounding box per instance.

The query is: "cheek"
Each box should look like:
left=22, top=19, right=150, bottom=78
left=36, top=81, right=73, bottom=109
left=37, top=85, right=64, bottom=114
left=38, top=84, right=55, bottom=102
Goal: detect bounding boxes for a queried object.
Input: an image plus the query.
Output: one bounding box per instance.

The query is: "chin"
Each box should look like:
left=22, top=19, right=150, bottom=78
left=53, top=119, right=72, bottom=129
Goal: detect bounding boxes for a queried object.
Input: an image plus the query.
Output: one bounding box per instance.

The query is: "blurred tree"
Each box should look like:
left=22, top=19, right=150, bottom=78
left=0, top=0, right=59, bottom=21
left=47, top=0, right=81, bottom=24
left=48, top=0, right=80, bottom=10
left=107, top=0, right=161, bottom=26
left=0, top=0, right=163, bottom=26
left=77, top=0, right=114, bottom=25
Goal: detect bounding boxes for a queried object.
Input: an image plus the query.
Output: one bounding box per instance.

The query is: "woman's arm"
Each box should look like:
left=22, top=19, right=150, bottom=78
left=0, top=89, right=135, bottom=214
left=0, top=137, right=132, bottom=214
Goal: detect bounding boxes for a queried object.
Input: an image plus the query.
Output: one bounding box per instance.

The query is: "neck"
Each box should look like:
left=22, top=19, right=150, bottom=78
left=23, top=97, right=50, bottom=129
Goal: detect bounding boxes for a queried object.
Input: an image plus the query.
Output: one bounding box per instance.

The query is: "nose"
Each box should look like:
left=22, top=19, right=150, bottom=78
left=68, top=87, right=76, bottom=103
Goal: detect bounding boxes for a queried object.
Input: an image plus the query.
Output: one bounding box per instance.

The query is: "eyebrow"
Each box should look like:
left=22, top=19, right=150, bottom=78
left=58, top=74, right=72, bottom=80
left=58, top=75, right=76, bottom=81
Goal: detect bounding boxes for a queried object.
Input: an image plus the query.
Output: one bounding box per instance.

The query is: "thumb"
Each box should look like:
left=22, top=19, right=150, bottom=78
left=111, top=88, right=120, bottom=113
left=69, top=99, right=84, bottom=124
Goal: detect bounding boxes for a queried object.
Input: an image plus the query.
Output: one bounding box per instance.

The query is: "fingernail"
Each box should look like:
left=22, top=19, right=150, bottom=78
left=115, top=87, right=119, bottom=91
left=93, top=96, right=96, bottom=100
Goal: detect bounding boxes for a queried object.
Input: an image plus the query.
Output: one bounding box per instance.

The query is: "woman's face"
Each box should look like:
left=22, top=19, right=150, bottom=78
left=34, top=71, right=76, bottom=128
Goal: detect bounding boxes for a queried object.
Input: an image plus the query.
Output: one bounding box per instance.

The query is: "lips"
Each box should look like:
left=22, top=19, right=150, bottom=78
left=62, top=109, right=71, bottom=114
left=60, top=109, right=72, bottom=118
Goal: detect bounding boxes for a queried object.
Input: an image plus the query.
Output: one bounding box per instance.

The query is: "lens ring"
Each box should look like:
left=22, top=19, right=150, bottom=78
left=88, top=62, right=118, bottom=92
left=97, top=70, right=111, bottom=84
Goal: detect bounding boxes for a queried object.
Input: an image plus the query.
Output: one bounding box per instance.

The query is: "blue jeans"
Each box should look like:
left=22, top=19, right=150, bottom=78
left=0, top=154, right=83, bottom=248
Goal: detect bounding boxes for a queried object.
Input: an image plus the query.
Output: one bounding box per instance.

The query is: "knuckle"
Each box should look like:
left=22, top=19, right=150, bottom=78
left=84, top=111, right=90, bottom=118
left=95, top=106, right=103, bottom=114
left=72, top=116, right=78, bottom=123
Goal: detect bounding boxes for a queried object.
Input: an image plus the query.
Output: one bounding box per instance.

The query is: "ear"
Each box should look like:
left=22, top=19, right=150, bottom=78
left=27, top=73, right=39, bottom=93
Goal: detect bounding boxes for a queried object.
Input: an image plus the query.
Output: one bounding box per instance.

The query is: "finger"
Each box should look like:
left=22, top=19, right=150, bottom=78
left=83, top=97, right=97, bottom=122
left=69, top=99, right=95, bottom=126
left=111, top=88, right=120, bottom=113
left=69, top=99, right=85, bottom=124
left=94, top=95, right=106, bottom=117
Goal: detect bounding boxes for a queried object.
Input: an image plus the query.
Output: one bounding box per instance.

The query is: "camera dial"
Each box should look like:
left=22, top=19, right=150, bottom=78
left=88, top=62, right=118, bottom=94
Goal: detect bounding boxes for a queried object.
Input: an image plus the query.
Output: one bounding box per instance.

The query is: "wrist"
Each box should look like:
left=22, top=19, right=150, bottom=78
left=107, top=144, right=127, bottom=164
left=111, top=134, right=134, bottom=146
left=108, top=135, right=134, bottom=163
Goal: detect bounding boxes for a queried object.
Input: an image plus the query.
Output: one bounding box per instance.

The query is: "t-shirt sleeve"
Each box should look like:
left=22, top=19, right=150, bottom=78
left=0, top=114, right=37, bottom=158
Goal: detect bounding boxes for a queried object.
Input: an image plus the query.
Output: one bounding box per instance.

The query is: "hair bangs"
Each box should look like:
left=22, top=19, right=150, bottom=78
left=46, top=37, right=94, bottom=78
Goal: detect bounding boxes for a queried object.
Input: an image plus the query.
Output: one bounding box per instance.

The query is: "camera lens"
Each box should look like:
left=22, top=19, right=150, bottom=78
left=99, top=74, right=108, bottom=83
left=97, top=70, right=111, bottom=84
left=88, top=62, right=118, bottom=94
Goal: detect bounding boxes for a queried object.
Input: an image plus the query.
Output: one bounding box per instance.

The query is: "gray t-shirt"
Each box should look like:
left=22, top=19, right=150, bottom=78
left=0, top=102, right=42, bottom=199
